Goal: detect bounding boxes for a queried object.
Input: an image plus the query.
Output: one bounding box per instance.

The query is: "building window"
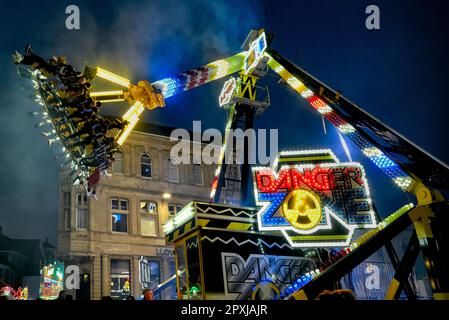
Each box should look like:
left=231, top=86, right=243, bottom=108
left=64, top=209, right=71, bottom=230
left=193, top=164, right=203, bottom=185
left=111, top=198, right=128, bottom=211
left=167, top=157, right=178, bottom=182
left=63, top=192, right=71, bottom=230
left=111, top=197, right=129, bottom=233
left=64, top=192, right=71, bottom=207
left=77, top=209, right=88, bottom=230
left=168, top=203, right=184, bottom=217
left=141, top=200, right=157, bottom=214
left=139, top=258, right=161, bottom=299
left=140, top=201, right=158, bottom=236
left=141, top=154, right=152, bottom=178
left=77, top=193, right=88, bottom=206
left=112, top=151, right=124, bottom=174
left=110, top=259, right=131, bottom=300
left=76, top=193, right=88, bottom=230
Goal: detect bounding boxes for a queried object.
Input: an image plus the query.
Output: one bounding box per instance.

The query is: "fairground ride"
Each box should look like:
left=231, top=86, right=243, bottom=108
left=14, top=29, right=449, bottom=300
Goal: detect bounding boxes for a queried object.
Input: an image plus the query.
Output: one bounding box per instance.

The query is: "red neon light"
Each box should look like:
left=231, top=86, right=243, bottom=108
left=255, top=166, right=363, bottom=193
left=256, top=169, right=291, bottom=193
left=325, top=112, right=346, bottom=127
left=307, top=95, right=326, bottom=110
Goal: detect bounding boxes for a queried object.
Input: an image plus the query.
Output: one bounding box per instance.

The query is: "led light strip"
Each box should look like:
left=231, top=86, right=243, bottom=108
left=209, top=105, right=237, bottom=200
left=152, top=52, right=247, bottom=98
left=93, top=98, right=126, bottom=103
left=283, top=203, right=413, bottom=299
left=163, top=203, right=196, bottom=234
left=90, top=90, right=126, bottom=103
left=89, top=90, right=124, bottom=97
left=252, top=155, right=378, bottom=248
left=116, top=101, right=144, bottom=145
left=350, top=203, right=414, bottom=250
left=266, top=54, right=413, bottom=190
left=96, top=67, right=131, bottom=87
left=95, top=54, right=246, bottom=146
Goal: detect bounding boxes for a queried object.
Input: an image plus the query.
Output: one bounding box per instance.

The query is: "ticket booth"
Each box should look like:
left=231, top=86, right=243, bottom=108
left=164, top=201, right=315, bottom=300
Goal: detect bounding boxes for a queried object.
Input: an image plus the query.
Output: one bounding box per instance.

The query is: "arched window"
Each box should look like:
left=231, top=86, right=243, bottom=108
left=112, top=151, right=124, bottom=174
left=167, top=156, right=178, bottom=182
left=141, top=154, right=152, bottom=178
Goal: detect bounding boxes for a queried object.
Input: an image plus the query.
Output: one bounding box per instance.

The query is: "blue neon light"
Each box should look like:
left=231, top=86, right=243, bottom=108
left=258, top=192, right=288, bottom=226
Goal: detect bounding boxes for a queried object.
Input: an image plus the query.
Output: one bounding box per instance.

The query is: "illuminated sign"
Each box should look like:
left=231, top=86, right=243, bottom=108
left=218, top=77, right=237, bottom=107
left=252, top=149, right=377, bottom=247
left=221, top=252, right=315, bottom=300
left=244, top=32, right=267, bottom=75
left=39, top=261, right=64, bottom=300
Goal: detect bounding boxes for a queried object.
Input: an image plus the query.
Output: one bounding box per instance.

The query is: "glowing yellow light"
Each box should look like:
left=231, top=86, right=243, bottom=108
left=94, top=98, right=126, bottom=103
left=287, top=77, right=305, bottom=91
left=116, top=101, right=145, bottom=145
left=268, top=57, right=308, bottom=94
left=282, top=189, right=322, bottom=230
left=206, top=52, right=246, bottom=80
left=96, top=67, right=131, bottom=87
left=273, top=65, right=285, bottom=73
left=90, top=90, right=125, bottom=103
left=210, top=59, right=230, bottom=79
left=393, top=177, right=413, bottom=190
left=90, top=90, right=125, bottom=97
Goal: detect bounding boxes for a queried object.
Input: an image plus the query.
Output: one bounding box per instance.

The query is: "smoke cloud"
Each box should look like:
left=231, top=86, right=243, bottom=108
left=0, top=0, right=264, bottom=243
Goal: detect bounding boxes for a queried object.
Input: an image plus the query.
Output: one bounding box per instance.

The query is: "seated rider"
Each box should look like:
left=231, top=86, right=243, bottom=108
left=12, top=44, right=58, bottom=77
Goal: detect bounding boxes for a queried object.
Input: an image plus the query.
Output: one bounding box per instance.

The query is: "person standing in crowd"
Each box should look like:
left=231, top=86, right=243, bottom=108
left=143, top=289, right=154, bottom=301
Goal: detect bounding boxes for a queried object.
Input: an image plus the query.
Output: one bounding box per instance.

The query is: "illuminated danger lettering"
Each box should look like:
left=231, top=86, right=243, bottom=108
left=252, top=149, right=377, bottom=247
left=255, top=166, right=363, bottom=193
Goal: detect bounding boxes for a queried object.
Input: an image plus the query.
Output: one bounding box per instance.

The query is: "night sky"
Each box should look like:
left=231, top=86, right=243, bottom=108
left=0, top=0, right=448, bottom=245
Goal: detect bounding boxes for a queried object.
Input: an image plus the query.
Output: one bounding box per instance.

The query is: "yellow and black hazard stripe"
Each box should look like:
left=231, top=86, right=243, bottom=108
left=197, top=216, right=254, bottom=232
left=238, top=73, right=258, bottom=100
left=278, top=151, right=337, bottom=166
left=165, top=219, right=197, bottom=244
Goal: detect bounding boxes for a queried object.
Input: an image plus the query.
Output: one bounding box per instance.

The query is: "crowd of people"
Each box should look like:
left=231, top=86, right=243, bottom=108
left=13, top=45, right=128, bottom=197
left=0, top=289, right=155, bottom=301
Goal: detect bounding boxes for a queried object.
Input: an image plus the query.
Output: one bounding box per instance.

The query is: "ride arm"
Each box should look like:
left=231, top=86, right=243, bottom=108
left=265, top=48, right=449, bottom=191
left=94, top=52, right=247, bottom=145
left=151, top=51, right=247, bottom=98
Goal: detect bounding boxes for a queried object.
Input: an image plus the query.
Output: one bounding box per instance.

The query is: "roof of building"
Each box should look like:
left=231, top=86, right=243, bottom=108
left=103, top=115, right=217, bottom=143
left=42, top=239, right=56, bottom=250
left=0, top=226, right=50, bottom=259
left=0, top=236, right=41, bottom=257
